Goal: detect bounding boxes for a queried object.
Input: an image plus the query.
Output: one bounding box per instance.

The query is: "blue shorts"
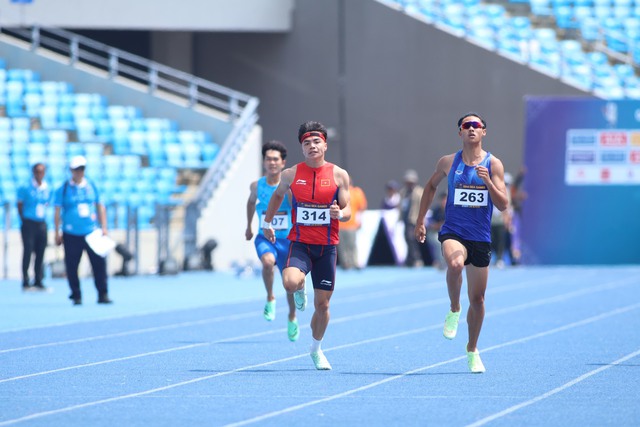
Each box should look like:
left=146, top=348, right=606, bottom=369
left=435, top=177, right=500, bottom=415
left=286, top=241, right=337, bottom=291
left=254, top=234, right=291, bottom=272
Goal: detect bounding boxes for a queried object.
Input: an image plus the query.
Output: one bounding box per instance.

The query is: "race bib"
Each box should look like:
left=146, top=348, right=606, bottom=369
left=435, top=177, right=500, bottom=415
left=35, top=203, right=45, bottom=219
left=77, top=203, right=90, bottom=217
left=261, top=212, right=289, bottom=230
left=453, top=186, right=489, bottom=207
left=296, top=203, right=330, bottom=226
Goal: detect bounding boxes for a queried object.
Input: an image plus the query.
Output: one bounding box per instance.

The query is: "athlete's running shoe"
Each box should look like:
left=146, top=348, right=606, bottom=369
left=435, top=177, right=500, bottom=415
left=294, top=287, right=307, bottom=312
left=443, top=310, right=461, bottom=340
left=287, top=318, right=300, bottom=342
left=263, top=300, right=276, bottom=321
left=310, top=350, right=332, bottom=370
left=467, top=350, right=486, bottom=373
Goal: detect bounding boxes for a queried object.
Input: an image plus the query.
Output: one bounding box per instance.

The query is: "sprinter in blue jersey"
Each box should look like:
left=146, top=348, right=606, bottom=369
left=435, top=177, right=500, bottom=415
left=54, top=155, right=112, bottom=306
left=414, top=113, right=508, bottom=373
left=245, top=140, right=299, bottom=341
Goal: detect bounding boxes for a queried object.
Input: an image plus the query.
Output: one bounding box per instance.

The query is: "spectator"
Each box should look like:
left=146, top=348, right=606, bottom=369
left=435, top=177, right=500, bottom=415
left=510, top=166, right=527, bottom=265
left=54, top=155, right=112, bottom=306
left=338, top=178, right=367, bottom=270
left=490, top=172, right=512, bottom=268
left=399, top=169, right=424, bottom=267
left=425, top=192, right=446, bottom=269
left=17, top=163, right=51, bottom=292
left=381, top=180, right=401, bottom=209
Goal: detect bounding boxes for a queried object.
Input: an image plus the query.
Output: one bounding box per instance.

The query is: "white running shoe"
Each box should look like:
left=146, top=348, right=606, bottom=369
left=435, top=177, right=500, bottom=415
left=310, top=350, right=332, bottom=370
left=467, top=350, right=486, bottom=373
left=443, top=310, right=461, bottom=340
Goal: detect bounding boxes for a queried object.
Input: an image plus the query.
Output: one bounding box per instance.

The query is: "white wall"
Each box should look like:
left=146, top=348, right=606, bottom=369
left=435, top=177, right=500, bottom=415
left=197, top=126, right=262, bottom=271
left=0, top=0, right=294, bottom=31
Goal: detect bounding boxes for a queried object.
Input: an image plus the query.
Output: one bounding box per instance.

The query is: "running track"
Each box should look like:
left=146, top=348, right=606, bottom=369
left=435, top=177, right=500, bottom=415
left=1, top=266, right=639, bottom=426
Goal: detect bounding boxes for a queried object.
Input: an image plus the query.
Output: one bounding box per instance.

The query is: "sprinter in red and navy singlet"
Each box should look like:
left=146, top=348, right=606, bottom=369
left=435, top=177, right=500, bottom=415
left=288, top=162, right=340, bottom=245
left=413, top=113, right=509, bottom=374
left=261, top=121, right=352, bottom=370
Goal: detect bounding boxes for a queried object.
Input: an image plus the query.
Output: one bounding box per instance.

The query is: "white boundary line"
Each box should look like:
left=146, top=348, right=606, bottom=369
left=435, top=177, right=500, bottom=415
left=0, top=273, right=566, bottom=355
left=224, top=303, right=640, bottom=427
left=465, top=348, right=640, bottom=427
left=0, top=279, right=636, bottom=425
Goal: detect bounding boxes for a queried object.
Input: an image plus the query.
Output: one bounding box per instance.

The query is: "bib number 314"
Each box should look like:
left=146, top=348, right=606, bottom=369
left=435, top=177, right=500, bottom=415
left=296, top=204, right=330, bottom=226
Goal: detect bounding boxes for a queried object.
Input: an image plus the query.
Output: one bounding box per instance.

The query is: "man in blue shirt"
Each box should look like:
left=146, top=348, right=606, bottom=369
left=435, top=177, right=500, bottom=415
left=17, top=162, right=51, bottom=292
left=54, top=155, right=112, bottom=305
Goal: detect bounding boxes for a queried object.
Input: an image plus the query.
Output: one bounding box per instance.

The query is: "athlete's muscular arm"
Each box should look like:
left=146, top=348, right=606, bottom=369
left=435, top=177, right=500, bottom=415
left=262, top=166, right=295, bottom=243
left=415, top=155, right=452, bottom=243
left=245, top=181, right=258, bottom=241
left=331, top=167, right=351, bottom=222
left=476, top=156, right=508, bottom=212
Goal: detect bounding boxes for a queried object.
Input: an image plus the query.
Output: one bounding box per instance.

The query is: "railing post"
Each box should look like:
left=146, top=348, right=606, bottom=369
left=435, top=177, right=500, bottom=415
left=3, top=202, right=10, bottom=279
left=109, top=49, right=118, bottom=79
left=188, top=81, right=198, bottom=107
left=30, top=26, right=40, bottom=51
left=229, top=97, right=240, bottom=120
left=149, top=66, right=158, bottom=94
left=70, top=37, right=79, bottom=65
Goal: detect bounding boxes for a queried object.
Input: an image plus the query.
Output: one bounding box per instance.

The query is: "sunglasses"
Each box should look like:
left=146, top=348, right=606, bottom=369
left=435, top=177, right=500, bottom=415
left=460, top=121, right=484, bottom=130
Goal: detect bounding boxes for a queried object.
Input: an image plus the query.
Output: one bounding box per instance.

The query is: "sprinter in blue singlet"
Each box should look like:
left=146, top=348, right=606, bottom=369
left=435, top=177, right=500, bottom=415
left=413, top=112, right=509, bottom=373
left=245, top=140, right=299, bottom=341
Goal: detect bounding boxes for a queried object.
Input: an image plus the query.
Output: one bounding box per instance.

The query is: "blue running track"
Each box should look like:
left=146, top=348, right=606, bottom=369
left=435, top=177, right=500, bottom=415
left=1, top=266, right=639, bottom=426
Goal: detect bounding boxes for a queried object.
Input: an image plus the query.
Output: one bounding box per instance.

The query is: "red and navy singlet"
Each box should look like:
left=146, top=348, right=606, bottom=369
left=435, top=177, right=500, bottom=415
left=288, top=162, right=340, bottom=245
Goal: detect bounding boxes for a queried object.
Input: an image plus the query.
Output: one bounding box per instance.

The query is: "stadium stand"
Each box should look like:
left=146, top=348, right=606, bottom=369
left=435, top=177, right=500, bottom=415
left=0, top=57, right=223, bottom=231
left=389, top=0, right=640, bottom=99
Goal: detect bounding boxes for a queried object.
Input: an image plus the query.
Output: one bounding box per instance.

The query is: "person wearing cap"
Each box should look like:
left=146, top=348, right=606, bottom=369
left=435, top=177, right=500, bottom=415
left=381, top=180, right=401, bottom=209
left=261, top=120, right=352, bottom=371
left=54, top=155, right=112, bottom=305
left=17, top=162, right=52, bottom=292
left=414, top=112, right=508, bottom=373
left=399, top=169, right=424, bottom=267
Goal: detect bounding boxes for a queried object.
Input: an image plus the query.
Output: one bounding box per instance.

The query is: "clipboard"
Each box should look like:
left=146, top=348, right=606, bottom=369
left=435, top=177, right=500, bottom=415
left=85, top=229, right=116, bottom=257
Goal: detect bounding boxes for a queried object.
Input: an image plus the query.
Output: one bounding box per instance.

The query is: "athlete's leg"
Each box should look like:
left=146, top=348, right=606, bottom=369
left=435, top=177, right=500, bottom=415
left=311, top=288, right=332, bottom=340
left=282, top=267, right=306, bottom=293
left=442, top=239, right=467, bottom=312
left=465, top=265, right=488, bottom=352
left=260, top=252, right=277, bottom=302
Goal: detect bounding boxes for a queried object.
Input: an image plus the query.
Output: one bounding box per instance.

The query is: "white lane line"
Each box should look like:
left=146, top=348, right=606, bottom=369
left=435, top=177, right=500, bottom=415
left=0, top=293, right=637, bottom=425
left=0, top=275, right=632, bottom=384
left=224, top=303, right=640, bottom=427
left=0, top=273, right=558, bottom=354
left=464, top=348, right=640, bottom=427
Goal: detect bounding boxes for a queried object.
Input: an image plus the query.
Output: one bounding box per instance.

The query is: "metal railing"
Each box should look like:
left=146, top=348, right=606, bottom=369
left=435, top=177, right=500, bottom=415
left=1, top=26, right=256, bottom=117
left=0, top=26, right=261, bottom=271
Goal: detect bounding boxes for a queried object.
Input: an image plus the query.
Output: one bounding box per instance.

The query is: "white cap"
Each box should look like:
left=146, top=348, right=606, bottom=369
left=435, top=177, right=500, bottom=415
left=69, top=155, right=87, bottom=170
left=404, top=169, right=418, bottom=183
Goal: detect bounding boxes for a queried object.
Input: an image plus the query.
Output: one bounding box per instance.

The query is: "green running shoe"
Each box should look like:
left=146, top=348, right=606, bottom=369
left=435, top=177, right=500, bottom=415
left=310, top=350, right=332, bottom=370
left=443, top=310, right=461, bottom=340
left=467, top=350, right=486, bottom=373
left=263, top=300, right=276, bottom=321
left=287, top=318, right=300, bottom=342
left=293, top=287, right=307, bottom=312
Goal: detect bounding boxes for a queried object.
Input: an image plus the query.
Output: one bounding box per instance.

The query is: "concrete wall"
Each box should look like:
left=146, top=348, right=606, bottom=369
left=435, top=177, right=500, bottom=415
left=185, top=0, right=587, bottom=206
left=0, top=0, right=294, bottom=32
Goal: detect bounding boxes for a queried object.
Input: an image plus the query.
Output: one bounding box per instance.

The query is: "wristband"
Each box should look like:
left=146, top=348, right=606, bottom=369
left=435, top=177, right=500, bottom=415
left=338, top=210, right=343, bottom=220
